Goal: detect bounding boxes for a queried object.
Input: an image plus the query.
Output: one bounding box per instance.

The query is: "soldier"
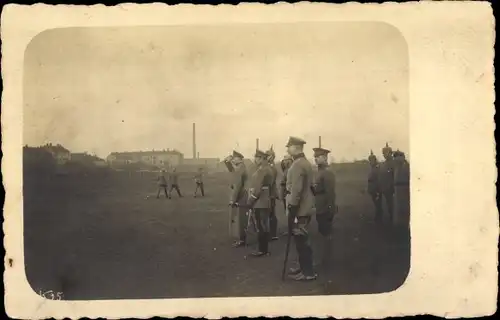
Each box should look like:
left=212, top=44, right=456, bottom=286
left=311, top=147, right=336, bottom=268
left=227, top=151, right=249, bottom=248
left=379, top=142, right=395, bottom=224
left=168, top=167, right=183, bottom=198
left=247, top=149, right=274, bottom=257
left=156, top=169, right=169, bottom=199
left=285, top=136, right=316, bottom=281
left=393, top=150, right=410, bottom=230
left=280, top=154, right=293, bottom=211
left=367, top=150, right=382, bottom=223
left=265, top=146, right=279, bottom=241
left=194, top=167, right=205, bottom=197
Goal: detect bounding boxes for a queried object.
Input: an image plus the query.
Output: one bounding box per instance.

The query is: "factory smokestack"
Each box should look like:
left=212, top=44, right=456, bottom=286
left=256, top=138, right=259, bottom=150
left=192, top=123, right=196, bottom=159
left=319, top=136, right=322, bottom=148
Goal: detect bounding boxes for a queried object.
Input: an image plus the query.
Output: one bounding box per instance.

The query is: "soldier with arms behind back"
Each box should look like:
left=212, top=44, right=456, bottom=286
left=247, top=149, right=274, bottom=257
left=393, top=150, right=410, bottom=230
left=285, top=137, right=317, bottom=281
left=312, top=147, right=336, bottom=269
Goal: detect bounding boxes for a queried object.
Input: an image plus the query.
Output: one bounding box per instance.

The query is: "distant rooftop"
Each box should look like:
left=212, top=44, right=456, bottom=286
left=110, top=149, right=183, bottom=156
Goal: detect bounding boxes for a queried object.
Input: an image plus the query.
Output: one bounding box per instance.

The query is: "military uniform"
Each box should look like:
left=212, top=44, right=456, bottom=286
left=228, top=151, right=249, bottom=247
left=266, top=148, right=279, bottom=240
left=156, top=171, right=169, bottom=198
left=168, top=169, right=183, bottom=198
left=393, top=151, right=410, bottom=229
left=194, top=169, right=205, bottom=197
left=379, top=143, right=395, bottom=224
left=247, top=149, right=274, bottom=256
left=280, top=155, right=293, bottom=211
left=311, top=147, right=337, bottom=268
left=367, top=151, right=382, bottom=222
left=285, top=137, right=316, bottom=280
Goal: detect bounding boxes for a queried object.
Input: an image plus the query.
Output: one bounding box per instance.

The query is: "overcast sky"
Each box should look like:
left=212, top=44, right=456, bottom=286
left=24, top=22, right=409, bottom=161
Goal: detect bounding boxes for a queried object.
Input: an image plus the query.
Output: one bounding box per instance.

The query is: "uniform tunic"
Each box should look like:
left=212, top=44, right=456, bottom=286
left=229, top=163, right=248, bottom=241
left=247, top=162, right=274, bottom=253
left=378, top=159, right=395, bottom=222
left=268, top=164, right=279, bottom=237
left=313, top=165, right=336, bottom=236
left=286, top=154, right=315, bottom=218
left=368, top=164, right=383, bottom=220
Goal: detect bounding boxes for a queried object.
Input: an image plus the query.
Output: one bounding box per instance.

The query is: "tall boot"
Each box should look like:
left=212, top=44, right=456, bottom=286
left=322, top=235, right=333, bottom=269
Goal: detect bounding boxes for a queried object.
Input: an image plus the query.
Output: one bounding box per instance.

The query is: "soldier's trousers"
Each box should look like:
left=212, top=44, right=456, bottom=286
left=254, top=208, right=270, bottom=253
left=381, top=191, right=394, bottom=223
left=157, top=185, right=168, bottom=198
left=269, top=198, right=278, bottom=238
left=394, top=186, right=410, bottom=229
left=292, top=216, right=314, bottom=276
left=169, top=184, right=182, bottom=197
left=230, top=206, right=247, bottom=243
left=194, top=182, right=205, bottom=196
left=371, top=193, right=383, bottom=222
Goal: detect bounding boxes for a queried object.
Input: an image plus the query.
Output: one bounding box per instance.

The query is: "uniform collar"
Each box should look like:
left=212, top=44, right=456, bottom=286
left=317, top=164, right=328, bottom=169
left=292, top=153, right=305, bottom=160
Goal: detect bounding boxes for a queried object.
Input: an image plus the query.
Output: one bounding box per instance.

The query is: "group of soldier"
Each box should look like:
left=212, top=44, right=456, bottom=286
left=367, top=143, right=410, bottom=228
left=155, top=167, right=206, bottom=199
left=224, top=136, right=337, bottom=281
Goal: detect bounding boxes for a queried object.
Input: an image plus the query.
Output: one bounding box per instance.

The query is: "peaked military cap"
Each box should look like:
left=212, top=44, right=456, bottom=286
left=254, top=149, right=268, bottom=158
left=286, top=136, right=307, bottom=147
left=313, top=147, right=331, bottom=157
left=232, top=150, right=244, bottom=159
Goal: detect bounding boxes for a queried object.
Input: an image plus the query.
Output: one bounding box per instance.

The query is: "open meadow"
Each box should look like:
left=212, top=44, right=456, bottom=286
left=23, top=164, right=410, bottom=300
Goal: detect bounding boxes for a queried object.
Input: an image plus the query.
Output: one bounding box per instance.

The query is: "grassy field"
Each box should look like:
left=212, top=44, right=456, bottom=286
left=23, top=165, right=410, bottom=300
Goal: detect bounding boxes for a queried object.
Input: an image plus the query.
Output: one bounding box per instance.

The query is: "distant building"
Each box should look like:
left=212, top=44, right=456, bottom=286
left=72, top=152, right=107, bottom=167
left=183, top=158, right=221, bottom=170
left=106, top=149, right=184, bottom=168
left=42, top=143, right=71, bottom=165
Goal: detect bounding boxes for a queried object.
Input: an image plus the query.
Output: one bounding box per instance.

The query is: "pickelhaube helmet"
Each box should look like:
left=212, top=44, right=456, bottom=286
left=265, top=145, right=276, bottom=162
left=368, top=149, right=377, bottom=162
left=382, top=142, right=393, bottom=155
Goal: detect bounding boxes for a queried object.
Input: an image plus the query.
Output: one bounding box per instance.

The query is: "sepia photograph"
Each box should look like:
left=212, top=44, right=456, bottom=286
left=22, top=22, right=410, bottom=300
left=2, top=2, right=496, bottom=318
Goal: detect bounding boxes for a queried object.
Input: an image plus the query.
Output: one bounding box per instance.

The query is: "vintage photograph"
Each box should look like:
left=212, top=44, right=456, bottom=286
left=2, top=2, right=497, bottom=318
left=22, top=22, right=411, bottom=300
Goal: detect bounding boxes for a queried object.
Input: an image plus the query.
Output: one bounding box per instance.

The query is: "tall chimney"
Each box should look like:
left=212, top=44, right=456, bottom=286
left=197, top=152, right=200, bottom=159
left=256, top=138, right=259, bottom=150
left=192, top=123, right=196, bottom=159
left=319, top=136, right=322, bottom=148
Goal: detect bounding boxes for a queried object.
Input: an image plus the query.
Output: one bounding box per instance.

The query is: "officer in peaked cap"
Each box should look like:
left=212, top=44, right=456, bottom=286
left=311, top=147, right=337, bottom=269
left=226, top=150, right=249, bottom=248
left=367, top=150, right=382, bottom=223
left=265, top=146, right=280, bottom=241
left=246, top=149, right=274, bottom=257
left=285, top=136, right=316, bottom=281
left=378, top=142, right=395, bottom=225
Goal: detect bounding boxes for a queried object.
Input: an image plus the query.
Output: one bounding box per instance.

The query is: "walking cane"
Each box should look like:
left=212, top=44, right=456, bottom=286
left=281, top=209, right=293, bottom=281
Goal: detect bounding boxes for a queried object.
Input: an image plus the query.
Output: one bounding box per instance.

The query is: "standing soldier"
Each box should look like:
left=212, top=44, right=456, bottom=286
left=156, top=169, right=169, bottom=199
left=247, top=149, right=274, bottom=257
left=311, top=147, right=336, bottom=269
left=368, top=150, right=382, bottom=223
left=285, top=136, right=316, bottom=281
left=194, top=167, right=205, bottom=197
left=379, top=142, right=395, bottom=224
left=266, top=146, right=279, bottom=241
left=393, top=150, right=410, bottom=230
left=226, top=151, right=249, bottom=248
left=168, top=167, right=183, bottom=198
left=280, top=154, right=293, bottom=211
